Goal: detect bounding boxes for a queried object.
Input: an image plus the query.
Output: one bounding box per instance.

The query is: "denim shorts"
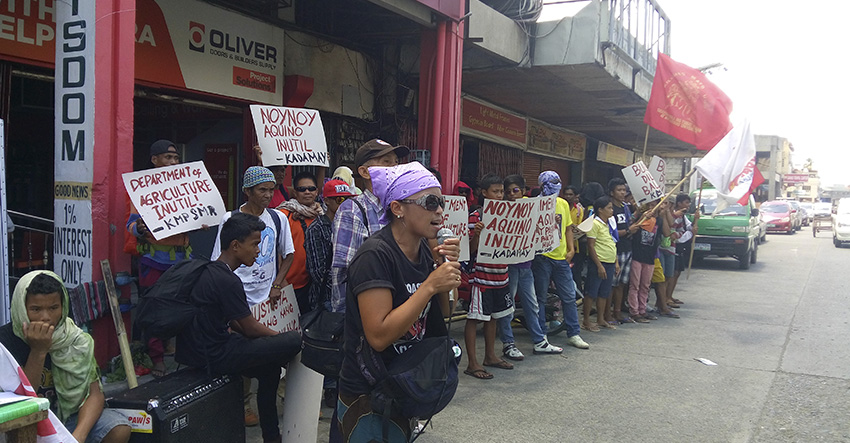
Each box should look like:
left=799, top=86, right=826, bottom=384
left=659, top=251, right=676, bottom=278
left=64, top=408, right=129, bottom=443
left=584, top=262, right=616, bottom=299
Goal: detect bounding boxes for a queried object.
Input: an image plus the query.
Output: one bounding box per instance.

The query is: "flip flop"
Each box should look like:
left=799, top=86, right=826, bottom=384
left=483, top=360, right=514, bottom=370
left=660, top=311, right=681, bottom=318
left=464, top=368, right=494, bottom=379
left=672, top=298, right=684, bottom=304
left=599, top=322, right=617, bottom=330
left=581, top=323, right=600, bottom=332
left=619, top=317, right=636, bottom=324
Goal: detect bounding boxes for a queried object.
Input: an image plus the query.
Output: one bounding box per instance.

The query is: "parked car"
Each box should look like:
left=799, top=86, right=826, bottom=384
left=688, top=189, right=760, bottom=269
left=760, top=201, right=795, bottom=234
left=834, top=198, right=850, bottom=248
left=787, top=200, right=804, bottom=230
left=799, top=202, right=813, bottom=225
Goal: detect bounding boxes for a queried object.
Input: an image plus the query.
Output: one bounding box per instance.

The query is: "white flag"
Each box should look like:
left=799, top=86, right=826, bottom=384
left=694, top=118, right=761, bottom=214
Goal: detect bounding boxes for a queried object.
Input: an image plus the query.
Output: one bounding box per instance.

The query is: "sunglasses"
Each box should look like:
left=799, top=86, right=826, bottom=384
left=295, top=186, right=317, bottom=192
left=400, top=194, right=445, bottom=212
left=333, top=196, right=349, bottom=204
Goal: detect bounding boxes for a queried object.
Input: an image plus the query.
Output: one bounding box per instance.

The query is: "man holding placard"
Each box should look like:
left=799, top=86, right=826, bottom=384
left=531, top=171, right=589, bottom=350
left=126, top=140, right=192, bottom=378
left=210, top=166, right=295, bottom=427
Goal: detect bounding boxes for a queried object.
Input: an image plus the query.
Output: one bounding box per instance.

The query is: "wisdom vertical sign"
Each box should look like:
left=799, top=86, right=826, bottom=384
left=250, top=105, right=329, bottom=167
left=54, top=0, right=95, bottom=287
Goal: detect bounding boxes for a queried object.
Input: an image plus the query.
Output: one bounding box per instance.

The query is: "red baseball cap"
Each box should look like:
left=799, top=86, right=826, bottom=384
left=323, top=180, right=356, bottom=198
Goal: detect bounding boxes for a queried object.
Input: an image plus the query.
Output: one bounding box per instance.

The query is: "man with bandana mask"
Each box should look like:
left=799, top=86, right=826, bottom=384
left=531, top=171, right=589, bottom=350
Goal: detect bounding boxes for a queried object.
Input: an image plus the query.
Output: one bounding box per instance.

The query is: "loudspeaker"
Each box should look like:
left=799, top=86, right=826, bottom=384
left=108, top=369, right=243, bottom=443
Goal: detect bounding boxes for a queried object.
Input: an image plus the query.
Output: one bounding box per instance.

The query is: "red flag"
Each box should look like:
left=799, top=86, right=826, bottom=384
left=644, top=53, right=733, bottom=150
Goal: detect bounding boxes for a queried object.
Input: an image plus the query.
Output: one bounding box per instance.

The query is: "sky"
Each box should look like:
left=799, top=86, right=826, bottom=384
left=541, top=1, right=850, bottom=187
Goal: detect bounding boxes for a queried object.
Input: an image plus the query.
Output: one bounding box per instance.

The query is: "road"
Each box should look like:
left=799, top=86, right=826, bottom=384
left=254, top=226, right=850, bottom=442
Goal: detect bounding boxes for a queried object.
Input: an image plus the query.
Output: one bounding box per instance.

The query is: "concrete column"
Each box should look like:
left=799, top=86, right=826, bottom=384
left=768, top=142, right=778, bottom=201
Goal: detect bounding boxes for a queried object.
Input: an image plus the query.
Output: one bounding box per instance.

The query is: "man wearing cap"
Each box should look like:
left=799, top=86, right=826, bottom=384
left=126, top=140, right=193, bottom=378
left=211, top=166, right=295, bottom=427
left=306, top=180, right=355, bottom=312
left=329, top=139, right=409, bottom=313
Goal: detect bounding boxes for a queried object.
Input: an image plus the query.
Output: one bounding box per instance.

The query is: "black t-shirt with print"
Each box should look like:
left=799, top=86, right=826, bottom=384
left=176, top=261, right=252, bottom=369
left=339, top=225, right=446, bottom=395
left=631, top=216, right=663, bottom=265
left=612, top=202, right=633, bottom=253
left=0, top=323, right=58, bottom=410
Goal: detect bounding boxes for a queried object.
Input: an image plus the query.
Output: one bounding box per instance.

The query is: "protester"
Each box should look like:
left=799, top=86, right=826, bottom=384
left=211, top=166, right=295, bottom=427
left=563, top=185, right=584, bottom=257
left=503, top=175, right=563, bottom=355
left=306, top=180, right=355, bottom=311
left=331, top=166, right=362, bottom=195
left=628, top=201, right=670, bottom=323
left=574, top=182, right=606, bottom=293
left=0, top=271, right=131, bottom=443
left=337, top=162, right=460, bottom=441
left=455, top=180, right=477, bottom=212
left=532, top=171, right=589, bottom=349
left=278, top=171, right=322, bottom=315
left=655, top=199, right=680, bottom=318
left=330, top=139, right=408, bottom=314
left=268, top=166, right=291, bottom=208
left=126, top=139, right=191, bottom=378
left=177, top=213, right=302, bottom=443
left=609, top=178, right=637, bottom=324
left=582, top=196, right=620, bottom=331
left=667, top=193, right=696, bottom=307
left=463, top=174, right=515, bottom=378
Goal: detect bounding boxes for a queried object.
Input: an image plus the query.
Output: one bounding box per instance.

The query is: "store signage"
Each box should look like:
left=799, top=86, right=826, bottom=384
left=528, top=120, right=586, bottom=161
left=54, top=0, right=95, bottom=287
left=648, top=155, right=666, bottom=193
left=461, top=98, right=527, bottom=148
left=135, top=0, right=285, bottom=104
left=622, top=161, right=663, bottom=205
left=440, top=196, right=470, bottom=262
left=783, top=173, right=809, bottom=184
left=121, top=161, right=226, bottom=241
left=476, top=195, right=559, bottom=265
left=0, top=1, right=56, bottom=65
left=250, top=105, right=329, bottom=167
left=250, top=285, right=300, bottom=333
left=597, top=142, right=635, bottom=166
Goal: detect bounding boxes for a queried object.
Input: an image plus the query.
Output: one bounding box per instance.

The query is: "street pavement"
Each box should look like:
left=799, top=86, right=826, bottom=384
left=250, top=226, right=850, bottom=442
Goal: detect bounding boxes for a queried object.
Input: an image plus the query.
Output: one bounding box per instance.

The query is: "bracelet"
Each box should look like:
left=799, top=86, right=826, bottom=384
left=271, top=284, right=283, bottom=290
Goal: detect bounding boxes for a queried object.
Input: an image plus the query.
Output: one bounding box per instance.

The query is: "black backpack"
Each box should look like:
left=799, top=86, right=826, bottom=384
left=136, top=259, right=212, bottom=339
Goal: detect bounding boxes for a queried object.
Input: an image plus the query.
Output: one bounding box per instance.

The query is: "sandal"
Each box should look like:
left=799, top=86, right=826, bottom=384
left=632, top=316, right=650, bottom=323
left=667, top=302, right=681, bottom=309
left=464, top=368, right=493, bottom=379
left=672, top=298, right=684, bottom=304
left=598, top=322, right=617, bottom=330
left=619, top=316, right=636, bottom=324
left=483, top=360, right=514, bottom=370
left=581, top=322, right=600, bottom=332
left=660, top=311, right=680, bottom=318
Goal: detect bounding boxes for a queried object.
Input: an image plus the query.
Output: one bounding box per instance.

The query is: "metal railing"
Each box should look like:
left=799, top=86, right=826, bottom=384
left=7, top=210, right=53, bottom=279
left=606, top=0, right=671, bottom=74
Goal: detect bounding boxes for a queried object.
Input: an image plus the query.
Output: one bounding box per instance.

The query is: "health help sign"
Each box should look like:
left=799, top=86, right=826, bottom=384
left=250, top=105, right=329, bottom=167
left=476, top=195, right=559, bottom=265
left=122, top=162, right=226, bottom=240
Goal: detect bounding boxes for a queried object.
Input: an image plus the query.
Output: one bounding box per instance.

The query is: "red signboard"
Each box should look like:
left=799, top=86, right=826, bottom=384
left=461, top=98, right=527, bottom=146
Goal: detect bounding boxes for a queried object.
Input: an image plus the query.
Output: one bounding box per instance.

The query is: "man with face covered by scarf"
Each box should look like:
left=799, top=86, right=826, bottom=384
left=531, top=171, right=590, bottom=350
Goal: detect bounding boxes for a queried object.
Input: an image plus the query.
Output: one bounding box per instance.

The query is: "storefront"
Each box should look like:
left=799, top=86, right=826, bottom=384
left=458, top=96, right=527, bottom=188
left=585, top=141, right=636, bottom=186
left=525, top=119, right=585, bottom=189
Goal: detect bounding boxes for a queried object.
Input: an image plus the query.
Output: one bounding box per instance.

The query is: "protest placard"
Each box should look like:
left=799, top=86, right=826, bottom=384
left=622, top=160, right=664, bottom=205
left=250, top=105, right=329, bottom=167
left=648, top=156, right=667, bottom=193
left=122, top=161, right=225, bottom=241
left=475, top=195, right=559, bottom=265
left=250, top=285, right=301, bottom=333
left=441, top=196, right=470, bottom=262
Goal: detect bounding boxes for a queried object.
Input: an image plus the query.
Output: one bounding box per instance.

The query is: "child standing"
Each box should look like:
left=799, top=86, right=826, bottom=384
left=582, top=196, right=620, bottom=331
left=628, top=200, right=670, bottom=323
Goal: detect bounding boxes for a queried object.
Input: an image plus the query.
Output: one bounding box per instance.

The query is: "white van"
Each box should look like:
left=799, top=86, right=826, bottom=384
left=834, top=198, right=850, bottom=247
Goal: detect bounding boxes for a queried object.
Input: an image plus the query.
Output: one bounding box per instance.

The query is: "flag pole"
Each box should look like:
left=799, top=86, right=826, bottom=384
left=635, top=167, right=696, bottom=225
left=642, top=125, right=650, bottom=159
left=687, top=176, right=705, bottom=280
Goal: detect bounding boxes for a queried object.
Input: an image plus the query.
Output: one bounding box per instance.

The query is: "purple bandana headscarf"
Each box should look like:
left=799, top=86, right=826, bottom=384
left=369, top=162, right=442, bottom=224
left=538, top=170, right=562, bottom=196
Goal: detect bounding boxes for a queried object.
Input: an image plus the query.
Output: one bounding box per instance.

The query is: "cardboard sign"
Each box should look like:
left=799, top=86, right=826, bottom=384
left=250, top=285, right=301, bottom=333
left=648, top=156, right=667, bottom=193
left=113, top=409, right=154, bottom=433
left=622, top=161, right=663, bottom=205
left=440, top=196, right=470, bottom=262
left=475, top=195, right=559, bottom=265
left=122, top=161, right=226, bottom=241
left=250, top=105, right=329, bottom=167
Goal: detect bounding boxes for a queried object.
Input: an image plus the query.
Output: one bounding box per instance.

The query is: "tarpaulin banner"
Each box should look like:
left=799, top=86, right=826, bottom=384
left=250, top=105, right=329, bottom=167
left=440, top=196, right=470, bottom=262
left=122, top=161, right=226, bottom=240
left=475, top=195, right=559, bottom=265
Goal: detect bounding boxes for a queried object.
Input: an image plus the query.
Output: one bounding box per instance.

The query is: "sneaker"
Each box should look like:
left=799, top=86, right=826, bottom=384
left=503, top=343, right=525, bottom=361
left=533, top=340, right=563, bottom=354
left=566, top=335, right=590, bottom=349
left=244, top=406, right=259, bottom=427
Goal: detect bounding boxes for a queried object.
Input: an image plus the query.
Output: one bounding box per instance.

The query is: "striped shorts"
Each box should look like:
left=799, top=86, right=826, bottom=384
left=615, top=251, right=632, bottom=286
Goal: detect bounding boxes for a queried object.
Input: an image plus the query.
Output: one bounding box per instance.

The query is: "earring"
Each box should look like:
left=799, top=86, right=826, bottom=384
left=397, top=214, right=402, bottom=219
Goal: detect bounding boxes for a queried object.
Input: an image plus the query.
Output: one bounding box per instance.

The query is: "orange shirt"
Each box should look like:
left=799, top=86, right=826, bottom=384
left=281, top=209, right=314, bottom=289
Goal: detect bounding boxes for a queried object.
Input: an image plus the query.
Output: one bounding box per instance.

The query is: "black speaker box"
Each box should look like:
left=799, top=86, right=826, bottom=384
left=108, top=368, right=244, bottom=443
